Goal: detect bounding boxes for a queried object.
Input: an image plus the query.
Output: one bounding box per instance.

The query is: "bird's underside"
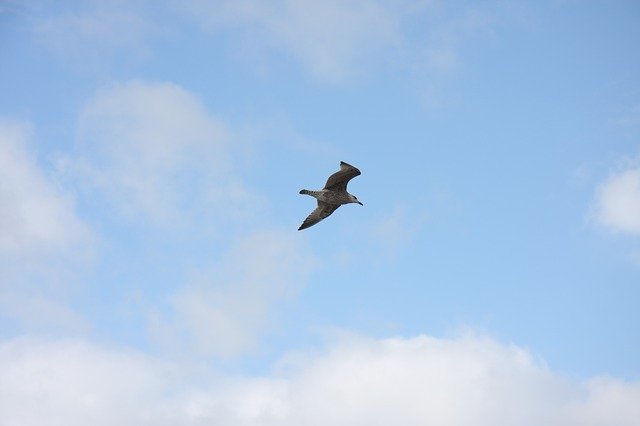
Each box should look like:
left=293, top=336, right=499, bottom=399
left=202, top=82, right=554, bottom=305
left=298, top=161, right=361, bottom=231
left=298, top=201, right=340, bottom=231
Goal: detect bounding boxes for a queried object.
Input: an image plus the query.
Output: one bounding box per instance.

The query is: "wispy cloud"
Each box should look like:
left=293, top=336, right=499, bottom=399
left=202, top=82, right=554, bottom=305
left=1, top=332, right=639, bottom=425
left=28, top=1, right=512, bottom=86
left=181, top=0, right=505, bottom=84
left=62, top=80, right=259, bottom=229
left=590, top=166, right=640, bottom=236
left=0, top=118, right=92, bottom=331
left=182, top=0, right=402, bottom=82
left=0, top=119, right=89, bottom=256
left=32, top=0, right=156, bottom=66
left=0, top=294, right=89, bottom=334
left=150, top=230, right=316, bottom=358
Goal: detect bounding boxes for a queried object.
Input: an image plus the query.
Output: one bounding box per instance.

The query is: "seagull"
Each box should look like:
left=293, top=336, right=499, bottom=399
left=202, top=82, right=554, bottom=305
left=298, top=161, right=363, bottom=231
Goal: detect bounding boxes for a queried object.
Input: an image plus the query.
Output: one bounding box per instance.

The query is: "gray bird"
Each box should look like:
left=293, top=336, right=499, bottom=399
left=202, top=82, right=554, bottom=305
left=298, top=161, right=363, bottom=231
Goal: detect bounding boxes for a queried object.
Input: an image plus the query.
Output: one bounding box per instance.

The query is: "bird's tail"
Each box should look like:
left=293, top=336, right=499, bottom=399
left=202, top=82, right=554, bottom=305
left=299, top=189, right=310, bottom=195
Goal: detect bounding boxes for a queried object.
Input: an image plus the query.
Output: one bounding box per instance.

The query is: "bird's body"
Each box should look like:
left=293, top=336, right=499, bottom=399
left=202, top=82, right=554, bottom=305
left=298, top=161, right=362, bottom=231
left=299, top=189, right=355, bottom=205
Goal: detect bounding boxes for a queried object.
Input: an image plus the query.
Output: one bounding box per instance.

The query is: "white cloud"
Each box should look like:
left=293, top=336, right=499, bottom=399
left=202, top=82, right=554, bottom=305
left=182, top=0, right=403, bottom=81
left=32, top=0, right=156, bottom=65
left=0, top=118, right=89, bottom=257
left=66, top=80, right=258, bottom=228
left=29, top=1, right=506, bottom=84
left=150, top=230, right=316, bottom=357
left=0, top=294, right=89, bottom=334
left=591, top=168, right=640, bottom=235
left=178, top=0, right=508, bottom=106
left=0, top=118, right=91, bottom=330
left=0, top=337, right=176, bottom=426
left=566, top=377, right=640, bottom=426
left=1, top=333, right=639, bottom=425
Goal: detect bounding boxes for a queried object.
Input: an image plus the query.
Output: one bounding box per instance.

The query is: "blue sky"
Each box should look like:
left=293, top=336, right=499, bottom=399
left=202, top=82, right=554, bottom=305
left=1, top=1, right=640, bottom=424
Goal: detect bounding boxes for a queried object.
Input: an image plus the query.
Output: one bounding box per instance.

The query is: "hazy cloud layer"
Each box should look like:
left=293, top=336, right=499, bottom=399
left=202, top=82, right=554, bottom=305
left=183, top=0, right=401, bottom=81
left=31, top=0, right=157, bottom=66
left=0, top=119, right=89, bottom=257
left=65, top=80, right=258, bottom=228
left=29, top=1, right=507, bottom=84
left=150, top=230, right=316, bottom=357
left=0, top=118, right=91, bottom=331
left=1, top=333, right=639, bottom=426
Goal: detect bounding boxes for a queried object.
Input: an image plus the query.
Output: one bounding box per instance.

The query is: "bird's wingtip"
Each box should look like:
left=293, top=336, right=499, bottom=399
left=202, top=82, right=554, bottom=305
left=340, top=161, right=357, bottom=169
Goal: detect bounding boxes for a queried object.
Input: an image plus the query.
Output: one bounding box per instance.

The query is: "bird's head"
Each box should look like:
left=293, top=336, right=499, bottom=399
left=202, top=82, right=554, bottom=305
left=350, top=194, right=363, bottom=206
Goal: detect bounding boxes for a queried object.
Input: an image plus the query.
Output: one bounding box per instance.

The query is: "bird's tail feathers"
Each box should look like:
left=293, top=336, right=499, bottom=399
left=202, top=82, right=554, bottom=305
left=299, top=189, right=310, bottom=195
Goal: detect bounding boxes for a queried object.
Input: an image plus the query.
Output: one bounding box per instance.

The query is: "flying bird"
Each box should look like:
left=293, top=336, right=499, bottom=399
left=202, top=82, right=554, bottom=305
left=298, top=161, right=363, bottom=231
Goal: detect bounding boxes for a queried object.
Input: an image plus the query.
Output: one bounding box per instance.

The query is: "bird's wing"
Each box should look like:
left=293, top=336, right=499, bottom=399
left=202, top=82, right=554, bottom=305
left=323, top=161, right=361, bottom=191
left=298, top=201, right=340, bottom=230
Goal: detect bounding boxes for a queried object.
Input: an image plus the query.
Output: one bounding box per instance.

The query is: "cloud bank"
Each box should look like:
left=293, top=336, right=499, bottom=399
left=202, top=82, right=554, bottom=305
left=1, top=333, right=638, bottom=426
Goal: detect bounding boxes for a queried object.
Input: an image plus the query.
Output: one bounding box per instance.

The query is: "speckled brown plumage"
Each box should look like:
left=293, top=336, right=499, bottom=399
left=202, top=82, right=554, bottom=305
left=298, top=161, right=363, bottom=230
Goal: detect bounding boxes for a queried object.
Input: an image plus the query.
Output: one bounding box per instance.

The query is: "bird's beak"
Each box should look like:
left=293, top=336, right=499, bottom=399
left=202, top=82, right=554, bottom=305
left=357, top=201, right=363, bottom=206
